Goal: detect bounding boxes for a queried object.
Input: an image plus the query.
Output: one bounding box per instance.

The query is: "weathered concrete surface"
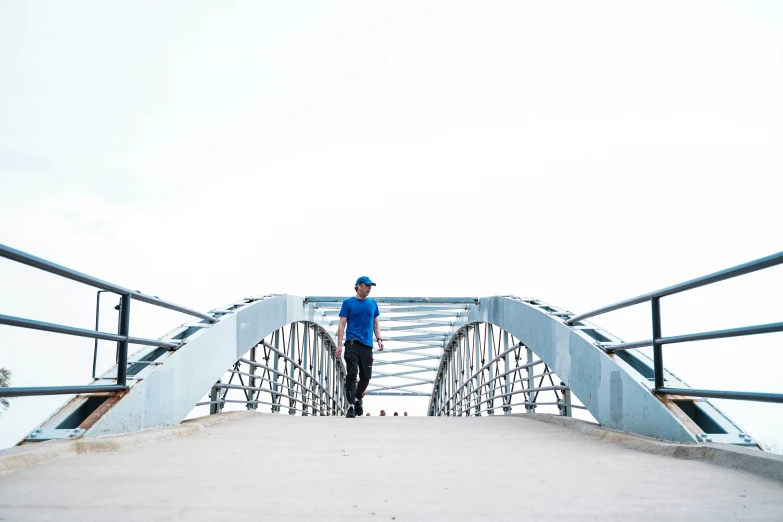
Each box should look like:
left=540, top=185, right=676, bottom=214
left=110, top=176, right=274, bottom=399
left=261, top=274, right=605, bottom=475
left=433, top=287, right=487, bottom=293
left=0, top=411, right=261, bottom=475
left=515, top=413, right=783, bottom=482
left=1, top=414, right=781, bottom=521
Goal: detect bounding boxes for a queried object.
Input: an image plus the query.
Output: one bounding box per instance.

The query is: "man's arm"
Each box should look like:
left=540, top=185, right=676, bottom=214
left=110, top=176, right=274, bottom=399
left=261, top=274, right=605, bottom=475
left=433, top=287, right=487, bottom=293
left=336, top=316, right=347, bottom=358
left=374, top=316, right=384, bottom=351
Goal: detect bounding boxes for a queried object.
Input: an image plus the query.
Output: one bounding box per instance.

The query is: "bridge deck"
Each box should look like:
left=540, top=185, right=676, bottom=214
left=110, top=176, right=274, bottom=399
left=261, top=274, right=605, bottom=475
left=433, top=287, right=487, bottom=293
left=1, top=414, right=781, bottom=521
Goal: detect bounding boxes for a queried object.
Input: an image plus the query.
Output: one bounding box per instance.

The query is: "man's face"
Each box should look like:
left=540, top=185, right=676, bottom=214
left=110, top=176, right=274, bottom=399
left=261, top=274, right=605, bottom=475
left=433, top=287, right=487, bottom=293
left=357, top=283, right=373, bottom=298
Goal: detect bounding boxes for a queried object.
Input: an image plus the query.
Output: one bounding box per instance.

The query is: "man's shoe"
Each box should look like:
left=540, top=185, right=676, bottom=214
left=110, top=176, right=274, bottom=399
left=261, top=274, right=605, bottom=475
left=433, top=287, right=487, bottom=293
left=354, top=400, right=363, bottom=416
left=346, top=406, right=356, bottom=418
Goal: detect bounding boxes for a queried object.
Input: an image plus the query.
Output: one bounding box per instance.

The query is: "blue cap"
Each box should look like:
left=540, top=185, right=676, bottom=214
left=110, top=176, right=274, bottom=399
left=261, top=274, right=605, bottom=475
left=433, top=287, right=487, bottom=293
left=355, top=276, right=376, bottom=286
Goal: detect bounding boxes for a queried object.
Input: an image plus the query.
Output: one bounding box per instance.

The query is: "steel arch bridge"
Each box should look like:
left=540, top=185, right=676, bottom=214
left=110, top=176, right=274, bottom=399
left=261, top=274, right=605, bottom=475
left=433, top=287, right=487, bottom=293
left=22, top=294, right=749, bottom=446
left=4, top=244, right=780, bottom=449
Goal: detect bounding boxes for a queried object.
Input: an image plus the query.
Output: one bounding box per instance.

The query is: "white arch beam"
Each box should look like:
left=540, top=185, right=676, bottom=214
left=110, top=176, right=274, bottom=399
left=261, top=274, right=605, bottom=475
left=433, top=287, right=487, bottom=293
left=429, top=296, right=748, bottom=444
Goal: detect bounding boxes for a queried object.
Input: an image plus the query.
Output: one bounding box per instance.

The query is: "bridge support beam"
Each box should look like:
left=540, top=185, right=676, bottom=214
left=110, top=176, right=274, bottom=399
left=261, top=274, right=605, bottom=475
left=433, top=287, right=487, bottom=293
left=431, top=297, right=701, bottom=443
left=42, top=295, right=344, bottom=438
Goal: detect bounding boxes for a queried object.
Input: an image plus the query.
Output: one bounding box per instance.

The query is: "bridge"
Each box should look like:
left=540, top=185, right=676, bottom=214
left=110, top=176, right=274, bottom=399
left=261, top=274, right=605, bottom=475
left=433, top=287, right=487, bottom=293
left=1, top=243, right=782, bottom=519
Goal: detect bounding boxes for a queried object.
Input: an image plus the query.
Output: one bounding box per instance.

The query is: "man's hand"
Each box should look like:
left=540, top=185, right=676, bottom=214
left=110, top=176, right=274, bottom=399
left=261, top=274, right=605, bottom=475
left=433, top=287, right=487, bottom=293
left=378, top=340, right=384, bottom=351
left=336, top=346, right=343, bottom=358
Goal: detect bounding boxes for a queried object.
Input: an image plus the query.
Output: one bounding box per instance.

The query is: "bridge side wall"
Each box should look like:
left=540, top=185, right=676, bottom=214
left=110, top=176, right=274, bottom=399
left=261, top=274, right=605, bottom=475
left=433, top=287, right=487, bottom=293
left=444, top=297, right=696, bottom=443
left=86, top=295, right=332, bottom=437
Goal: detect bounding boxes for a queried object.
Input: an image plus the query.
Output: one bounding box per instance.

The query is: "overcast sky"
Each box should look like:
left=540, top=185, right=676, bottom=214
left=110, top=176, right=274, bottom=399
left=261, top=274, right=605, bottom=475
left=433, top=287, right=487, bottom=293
left=1, top=1, right=781, bottom=450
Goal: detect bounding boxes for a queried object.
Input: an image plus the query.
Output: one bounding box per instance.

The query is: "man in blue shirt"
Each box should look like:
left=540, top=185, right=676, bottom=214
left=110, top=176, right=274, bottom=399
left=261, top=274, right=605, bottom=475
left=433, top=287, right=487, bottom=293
left=336, top=276, right=384, bottom=418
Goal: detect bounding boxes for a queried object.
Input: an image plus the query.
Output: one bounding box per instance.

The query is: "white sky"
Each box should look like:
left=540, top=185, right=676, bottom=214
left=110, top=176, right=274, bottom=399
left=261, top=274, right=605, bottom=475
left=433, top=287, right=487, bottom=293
left=1, top=1, right=781, bottom=450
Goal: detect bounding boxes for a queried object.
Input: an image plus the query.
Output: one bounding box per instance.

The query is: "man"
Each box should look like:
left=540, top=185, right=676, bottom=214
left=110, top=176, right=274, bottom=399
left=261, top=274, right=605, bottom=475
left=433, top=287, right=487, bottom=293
left=393, top=412, right=399, bottom=416
left=404, top=412, right=408, bottom=416
left=336, top=276, right=384, bottom=418
left=380, top=410, right=386, bottom=417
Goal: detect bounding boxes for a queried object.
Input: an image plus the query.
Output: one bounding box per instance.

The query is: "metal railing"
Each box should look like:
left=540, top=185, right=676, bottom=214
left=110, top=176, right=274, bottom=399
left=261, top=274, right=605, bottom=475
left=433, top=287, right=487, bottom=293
left=565, top=250, right=783, bottom=403
left=0, top=243, right=215, bottom=398
left=431, top=323, right=583, bottom=416
left=198, top=323, right=347, bottom=416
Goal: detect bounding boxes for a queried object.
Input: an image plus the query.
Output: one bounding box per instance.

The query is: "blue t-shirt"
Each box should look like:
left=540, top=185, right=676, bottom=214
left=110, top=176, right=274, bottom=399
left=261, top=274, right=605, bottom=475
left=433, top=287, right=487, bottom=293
left=339, top=297, right=380, bottom=347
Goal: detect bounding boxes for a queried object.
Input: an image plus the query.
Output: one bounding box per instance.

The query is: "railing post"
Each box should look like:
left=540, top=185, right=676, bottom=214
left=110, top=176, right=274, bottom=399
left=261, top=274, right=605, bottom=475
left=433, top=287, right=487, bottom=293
left=486, top=326, right=496, bottom=415
left=324, top=335, right=332, bottom=415
left=301, top=323, right=309, bottom=416
left=473, top=326, right=482, bottom=416
left=316, top=330, right=324, bottom=415
left=247, top=345, right=257, bottom=410
left=503, top=331, right=510, bottom=414
left=526, top=345, right=535, bottom=412
left=272, top=329, right=281, bottom=413
left=288, top=324, right=297, bottom=415
left=561, top=382, right=572, bottom=417
left=209, top=384, right=219, bottom=415
left=457, top=333, right=465, bottom=416
left=92, top=290, right=106, bottom=379
left=116, top=294, right=131, bottom=387
left=652, top=297, right=664, bottom=390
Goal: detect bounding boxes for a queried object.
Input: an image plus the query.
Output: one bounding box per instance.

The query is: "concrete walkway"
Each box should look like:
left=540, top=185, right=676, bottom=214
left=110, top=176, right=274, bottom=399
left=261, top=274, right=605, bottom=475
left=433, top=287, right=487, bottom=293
left=1, top=414, right=781, bottom=521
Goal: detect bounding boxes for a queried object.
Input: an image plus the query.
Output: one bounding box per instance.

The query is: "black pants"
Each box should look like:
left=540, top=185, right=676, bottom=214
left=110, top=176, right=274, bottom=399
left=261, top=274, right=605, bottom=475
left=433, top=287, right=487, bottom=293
left=344, top=340, right=373, bottom=405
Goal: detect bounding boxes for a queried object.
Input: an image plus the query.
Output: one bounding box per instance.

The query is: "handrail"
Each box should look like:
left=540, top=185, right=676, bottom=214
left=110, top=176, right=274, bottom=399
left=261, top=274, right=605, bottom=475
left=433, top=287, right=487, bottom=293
left=658, top=388, right=783, bottom=403
left=566, top=250, right=783, bottom=325
left=0, top=314, right=181, bottom=349
left=0, top=244, right=216, bottom=323
left=0, top=242, right=214, bottom=398
left=564, top=250, right=783, bottom=403
left=1, top=385, right=129, bottom=398
left=601, top=322, right=783, bottom=352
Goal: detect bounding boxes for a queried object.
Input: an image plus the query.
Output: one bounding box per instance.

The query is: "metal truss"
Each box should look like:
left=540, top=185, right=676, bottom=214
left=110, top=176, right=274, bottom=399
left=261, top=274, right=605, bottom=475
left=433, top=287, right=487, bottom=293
left=199, top=322, right=346, bottom=416
left=304, top=297, right=476, bottom=397
left=21, top=295, right=348, bottom=440
left=430, top=322, right=580, bottom=417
